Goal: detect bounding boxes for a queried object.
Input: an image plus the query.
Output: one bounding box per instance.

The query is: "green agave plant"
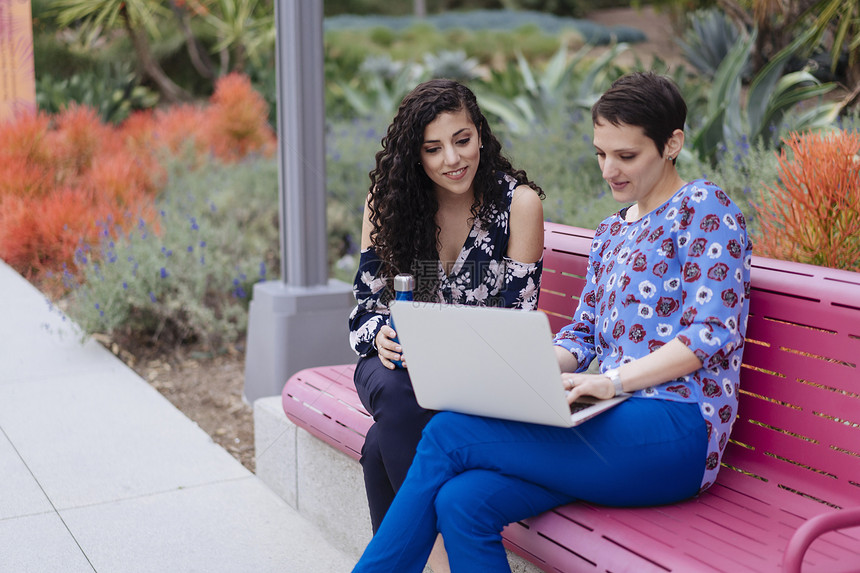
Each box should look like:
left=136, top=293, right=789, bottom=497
left=36, top=61, right=159, bottom=124
left=690, top=28, right=841, bottom=164
left=676, top=8, right=744, bottom=81
left=334, top=56, right=428, bottom=118
left=474, top=41, right=627, bottom=134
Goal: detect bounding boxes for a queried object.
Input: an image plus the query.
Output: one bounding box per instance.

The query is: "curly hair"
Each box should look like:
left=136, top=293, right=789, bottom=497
left=368, top=79, right=544, bottom=301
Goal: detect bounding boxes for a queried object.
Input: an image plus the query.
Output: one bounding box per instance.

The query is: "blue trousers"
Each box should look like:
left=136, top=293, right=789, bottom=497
left=353, top=356, right=437, bottom=532
left=353, top=398, right=708, bottom=572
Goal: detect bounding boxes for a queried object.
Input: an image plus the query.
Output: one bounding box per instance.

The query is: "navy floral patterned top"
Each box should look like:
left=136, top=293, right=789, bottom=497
left=349, top=173, right=543, bottom=357
left=553, top=179, right=753, bottom=490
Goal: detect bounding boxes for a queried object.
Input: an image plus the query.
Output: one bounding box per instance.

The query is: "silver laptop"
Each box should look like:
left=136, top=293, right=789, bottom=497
left=390, top=303, right=630, bottom=428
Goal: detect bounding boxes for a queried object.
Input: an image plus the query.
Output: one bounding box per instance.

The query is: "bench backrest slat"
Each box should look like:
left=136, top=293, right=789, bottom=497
left=540, top=223, right=592, bottom=333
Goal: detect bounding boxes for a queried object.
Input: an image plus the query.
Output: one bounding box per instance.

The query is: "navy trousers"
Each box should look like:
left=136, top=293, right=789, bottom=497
left=353, top=356, right=436, bottom=532
left=353, top=398, right=708, bottom=572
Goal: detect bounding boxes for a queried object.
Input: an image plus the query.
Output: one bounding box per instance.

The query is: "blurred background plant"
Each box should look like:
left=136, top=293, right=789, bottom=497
left=474, top=40, right=627, bottom=133
left=676, top=8, right=745, bottom=81
left=1, top=72, right=275, bottom=311
left=687, top=28, right=841, bottom=165
left=61, top=157, right=278, bottom=349
left=801, top=0, right=860, bottom=100
left=36, top=61, right=159, bottom=124
left=9, top=0, right=860, bottom=351
left=0, top=106, right=161, bottom=293
left=333, top=55, right=429, bottom=119
left=751, top=130, right=860, bottom=271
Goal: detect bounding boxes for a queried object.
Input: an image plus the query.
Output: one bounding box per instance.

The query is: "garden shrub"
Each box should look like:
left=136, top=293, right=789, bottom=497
left=323, top=10, right=645, bottom=94
left=324, top=10, right=645, bottom=43
left=60, top=157, right=279, bottom=350
left=36, top=61, right=160, bottom=124
left=496, top=111, right=617, bottom=228
left=0, top=106, right=158, bottom=291
left=204, top=73, right=277, bottom=162
left=130, top=72, right=276, bottom=167
left=0, top=73, right=275, bottom=294
left=752, top=130, right=860, bottom=271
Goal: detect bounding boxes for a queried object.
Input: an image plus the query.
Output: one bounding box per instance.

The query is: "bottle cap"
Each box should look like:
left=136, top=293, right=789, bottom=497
left=394, top=273, right=415, bottom=292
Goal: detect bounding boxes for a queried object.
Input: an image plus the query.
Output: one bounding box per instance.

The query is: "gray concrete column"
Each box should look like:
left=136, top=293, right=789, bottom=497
left=243, top=0, right=356, bottom=403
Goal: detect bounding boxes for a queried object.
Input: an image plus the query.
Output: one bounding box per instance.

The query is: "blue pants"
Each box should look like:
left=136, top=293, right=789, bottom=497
left=353, top=398, right=708, bottom=572
left=353, top=356, right=436, bottom=532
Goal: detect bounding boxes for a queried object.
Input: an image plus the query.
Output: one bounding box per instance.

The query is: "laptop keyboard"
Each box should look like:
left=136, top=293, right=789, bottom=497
left=569, top=401, right=592, bottom=414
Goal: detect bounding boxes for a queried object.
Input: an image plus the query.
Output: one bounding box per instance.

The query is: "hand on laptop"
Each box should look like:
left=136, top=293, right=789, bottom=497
left=376, top=325, right=406, bottom=370
left=562, top=373, right=614, bottom=404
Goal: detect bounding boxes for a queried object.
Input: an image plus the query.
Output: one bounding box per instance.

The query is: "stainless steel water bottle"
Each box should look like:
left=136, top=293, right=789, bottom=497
left=389, top=273, right=414, bottom=368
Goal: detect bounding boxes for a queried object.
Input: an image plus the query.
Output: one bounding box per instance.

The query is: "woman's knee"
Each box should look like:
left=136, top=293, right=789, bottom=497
left=357, top=363, right=422, bottom=414
left=435, top=475, right=481, bottom=534
left=360, top=423, right=382, bottom=468
left=435, top=471, right=507, bottom=539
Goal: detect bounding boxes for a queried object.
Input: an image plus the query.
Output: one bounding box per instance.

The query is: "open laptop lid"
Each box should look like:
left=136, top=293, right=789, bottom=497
left=391, top=303, right=624, bottom=428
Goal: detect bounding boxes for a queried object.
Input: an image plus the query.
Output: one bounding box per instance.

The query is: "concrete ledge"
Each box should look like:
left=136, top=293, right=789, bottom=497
left=254, top=395, right=544, bottom=572
left=253, top=396, right=297, bottom=507
left=254, top=396, right=370, bottom=558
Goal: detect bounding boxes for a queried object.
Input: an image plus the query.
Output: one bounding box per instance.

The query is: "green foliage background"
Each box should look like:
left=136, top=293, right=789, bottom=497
left=26, top=4, right=859, bottom=349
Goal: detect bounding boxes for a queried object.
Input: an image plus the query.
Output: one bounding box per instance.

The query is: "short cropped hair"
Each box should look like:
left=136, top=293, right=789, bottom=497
left=591, top=72, right=687, bottom=155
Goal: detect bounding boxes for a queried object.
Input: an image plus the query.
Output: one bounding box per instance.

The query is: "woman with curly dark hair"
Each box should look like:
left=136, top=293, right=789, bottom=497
left=348, top=79, right=545, bottom=567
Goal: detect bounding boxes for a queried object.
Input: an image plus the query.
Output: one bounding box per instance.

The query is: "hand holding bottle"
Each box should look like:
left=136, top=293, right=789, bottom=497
left=375, top=325, right=405, bottom=370
left=379, top=274, right=414, bottom=370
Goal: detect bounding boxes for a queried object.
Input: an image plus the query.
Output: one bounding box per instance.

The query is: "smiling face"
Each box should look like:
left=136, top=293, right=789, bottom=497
left=593, top=118, right=683, bottom=214
left=420, top=108, right=482, bottom=201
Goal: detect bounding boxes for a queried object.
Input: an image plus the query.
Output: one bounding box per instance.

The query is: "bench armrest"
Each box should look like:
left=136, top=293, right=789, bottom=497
left=783, top=507, right=860, bottom=572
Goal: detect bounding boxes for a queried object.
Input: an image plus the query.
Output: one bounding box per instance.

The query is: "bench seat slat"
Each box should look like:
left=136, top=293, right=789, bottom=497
left=733, top=383, right=860, bottom=450
left=504, top=512, right=684, bottom=573
left=607, top=500, right=793, bottom=561
left=531, top=501, right=775, bottom=572
left=282, top=365, right=367, bottom=460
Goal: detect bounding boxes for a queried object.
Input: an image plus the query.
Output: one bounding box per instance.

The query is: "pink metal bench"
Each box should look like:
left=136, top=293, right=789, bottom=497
left=281, top=222, right=860, bottom=572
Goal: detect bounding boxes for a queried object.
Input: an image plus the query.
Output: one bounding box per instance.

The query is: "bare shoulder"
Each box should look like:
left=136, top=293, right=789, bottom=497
left=360, top=192, right=374, bottom=250
left=508, top=185, right=544, bottom=262
left=511, top=184, right=544, bottom=221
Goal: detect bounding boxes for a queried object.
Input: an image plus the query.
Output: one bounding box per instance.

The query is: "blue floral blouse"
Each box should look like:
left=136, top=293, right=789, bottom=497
left=349, top=173, right=543, bottom=357
left=553, top=179, right=753, bottom=490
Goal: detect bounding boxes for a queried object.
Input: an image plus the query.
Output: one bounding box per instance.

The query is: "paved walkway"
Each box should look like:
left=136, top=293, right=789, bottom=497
left=0, top=260, right=355, bottom=572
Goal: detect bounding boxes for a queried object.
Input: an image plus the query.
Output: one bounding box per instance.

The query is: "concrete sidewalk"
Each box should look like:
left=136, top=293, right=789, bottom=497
left=0, top=260, right=355, bottom=573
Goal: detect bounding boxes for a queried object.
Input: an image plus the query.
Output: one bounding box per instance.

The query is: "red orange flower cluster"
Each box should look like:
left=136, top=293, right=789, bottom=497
left=0, top=72, right=275, bottom=293
left=753, top=131, right=860, bottom=272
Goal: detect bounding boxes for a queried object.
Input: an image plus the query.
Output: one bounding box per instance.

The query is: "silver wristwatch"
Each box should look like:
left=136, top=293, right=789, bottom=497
left=604, top=368, right=624, bottom=396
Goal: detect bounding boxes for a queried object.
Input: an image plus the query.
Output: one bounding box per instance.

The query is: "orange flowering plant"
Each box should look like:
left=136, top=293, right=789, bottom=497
left=752, top=130, right=860, bottom=272
left=0, top=73, right=276, bottom=295
left=0, top=106, right=158, bottom=293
